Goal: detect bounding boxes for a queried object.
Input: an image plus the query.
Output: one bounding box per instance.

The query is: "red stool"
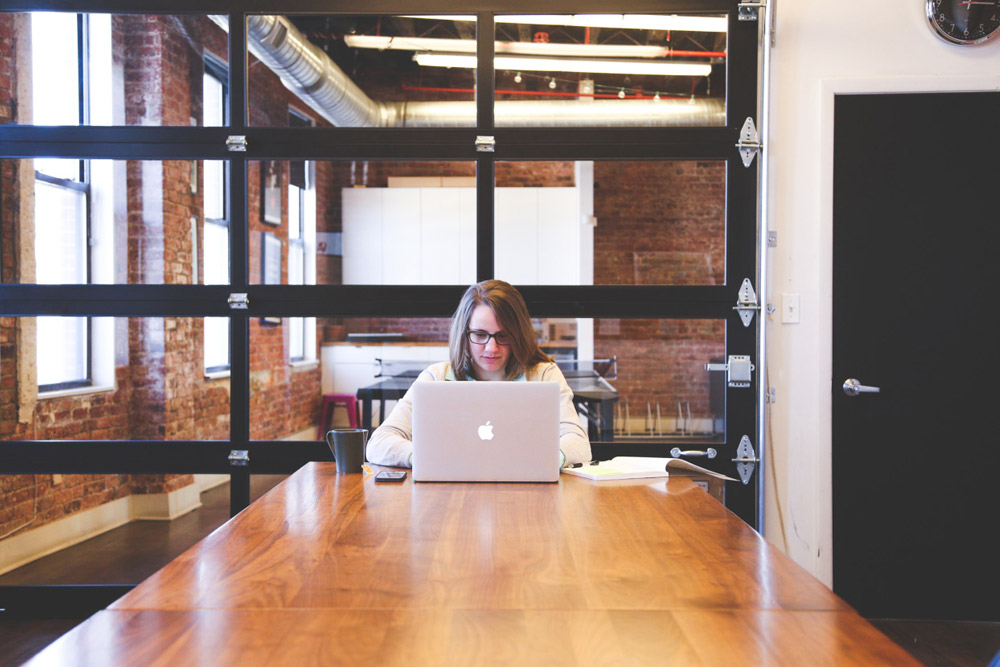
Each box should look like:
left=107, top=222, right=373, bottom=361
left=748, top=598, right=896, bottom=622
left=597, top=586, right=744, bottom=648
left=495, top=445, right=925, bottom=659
left=317, top=393, right=359, bottom=438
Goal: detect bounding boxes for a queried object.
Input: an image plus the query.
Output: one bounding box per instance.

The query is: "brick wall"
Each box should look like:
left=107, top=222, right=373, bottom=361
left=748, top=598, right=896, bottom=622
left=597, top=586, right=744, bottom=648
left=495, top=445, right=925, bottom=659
left=591, top=161, right=726, bottom=419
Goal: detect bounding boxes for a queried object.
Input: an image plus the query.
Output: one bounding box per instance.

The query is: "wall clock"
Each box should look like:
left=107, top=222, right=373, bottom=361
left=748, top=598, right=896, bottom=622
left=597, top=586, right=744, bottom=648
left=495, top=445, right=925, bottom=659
left=926, top=0, right=1000, bottom=45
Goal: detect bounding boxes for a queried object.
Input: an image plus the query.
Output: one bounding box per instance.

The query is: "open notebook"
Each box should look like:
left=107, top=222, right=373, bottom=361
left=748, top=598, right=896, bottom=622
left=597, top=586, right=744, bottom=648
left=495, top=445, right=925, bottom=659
left=561, top=456, right=736, bottom=481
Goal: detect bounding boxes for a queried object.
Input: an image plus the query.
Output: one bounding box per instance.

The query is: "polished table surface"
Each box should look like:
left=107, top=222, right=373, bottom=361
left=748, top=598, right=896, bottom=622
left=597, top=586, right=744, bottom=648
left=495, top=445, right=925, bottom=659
left=28, top=464, right=916, bottom=665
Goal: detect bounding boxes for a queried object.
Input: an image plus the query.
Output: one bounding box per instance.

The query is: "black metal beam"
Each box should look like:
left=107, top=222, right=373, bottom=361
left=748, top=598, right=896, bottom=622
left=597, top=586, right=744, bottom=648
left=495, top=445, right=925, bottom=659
left=0, top=441, right=329, bottom=474
left=3, top=1, right=738, bottom=15
left=0, top=284, right=743, bottom=318
left=0, top=126, right=737, bottom=161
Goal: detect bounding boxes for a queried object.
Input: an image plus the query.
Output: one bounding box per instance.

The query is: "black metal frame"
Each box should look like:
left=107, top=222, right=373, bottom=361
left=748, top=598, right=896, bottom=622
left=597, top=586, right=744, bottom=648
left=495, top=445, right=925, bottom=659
left=0, top=0, right=760, bottom=617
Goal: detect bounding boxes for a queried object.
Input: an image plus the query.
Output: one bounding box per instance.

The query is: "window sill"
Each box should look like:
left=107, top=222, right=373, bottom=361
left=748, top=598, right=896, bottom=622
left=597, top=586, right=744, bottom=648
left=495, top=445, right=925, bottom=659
left=38, top=384, right=115, bottom=400
left=204, top=369, right=231, bottom=380
left=290, top=359, right=319, bottom=371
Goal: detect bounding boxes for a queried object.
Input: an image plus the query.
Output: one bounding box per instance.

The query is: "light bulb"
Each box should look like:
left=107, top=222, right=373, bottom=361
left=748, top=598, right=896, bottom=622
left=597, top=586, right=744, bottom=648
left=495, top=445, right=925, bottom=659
left=549, top=77, right=557, bottom=89
left=654, top=92, right=661, bottom=101
left=514, top=72, right=522, bottom=83
left=618, top=88, right=626, bottom=99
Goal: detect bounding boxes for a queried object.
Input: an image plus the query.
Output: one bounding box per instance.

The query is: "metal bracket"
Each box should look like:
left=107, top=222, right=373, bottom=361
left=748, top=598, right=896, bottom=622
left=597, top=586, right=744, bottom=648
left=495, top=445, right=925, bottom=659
left=736, top=117, right=761, bottom=167
left=733, top=278, right=759, bottom=327
left=705, top=355, right=755, bottom=388
left=226, top=135, right=247, bottom=152
left=738, top=1, right=765, bottom=20
left=228, top=450, right=249, bottom=467
left=670, top=447, right=717, bottom=459
left=475, top=136, right=495, bottom=153
left=732, top=435, right=758, bottom=485
left=228, top=293, right=249, bottom=310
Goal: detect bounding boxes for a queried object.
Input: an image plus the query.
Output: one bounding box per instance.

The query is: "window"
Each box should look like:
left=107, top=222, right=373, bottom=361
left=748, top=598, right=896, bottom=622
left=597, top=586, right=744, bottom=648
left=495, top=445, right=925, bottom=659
left=203, top=55, right=230, bottom=373
left=288, top=109, right=316, bottom=363
left=32, top=13, right=114, bottom=391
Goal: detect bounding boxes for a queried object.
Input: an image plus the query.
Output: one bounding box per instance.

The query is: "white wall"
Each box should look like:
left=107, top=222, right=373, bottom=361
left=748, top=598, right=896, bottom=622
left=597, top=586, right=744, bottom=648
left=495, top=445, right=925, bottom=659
left=766, top=0, right=1000, bottom=586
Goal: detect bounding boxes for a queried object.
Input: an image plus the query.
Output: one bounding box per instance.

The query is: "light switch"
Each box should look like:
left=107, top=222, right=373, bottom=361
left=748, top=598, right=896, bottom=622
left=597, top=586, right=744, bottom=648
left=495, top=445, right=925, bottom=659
left=781, top=293, right=800, bottom=324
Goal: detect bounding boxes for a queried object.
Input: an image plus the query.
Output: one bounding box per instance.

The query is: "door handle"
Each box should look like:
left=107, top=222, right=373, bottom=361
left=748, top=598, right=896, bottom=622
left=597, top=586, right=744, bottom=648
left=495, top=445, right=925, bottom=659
left=670, top=447, right=717, bottom=459
left=843, top=378, right=880, bottom=397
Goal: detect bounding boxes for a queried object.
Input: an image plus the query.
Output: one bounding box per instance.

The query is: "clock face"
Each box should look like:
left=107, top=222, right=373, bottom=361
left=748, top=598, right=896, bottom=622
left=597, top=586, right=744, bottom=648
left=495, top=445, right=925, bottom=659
left=926, top=0, right=1000, bottom=44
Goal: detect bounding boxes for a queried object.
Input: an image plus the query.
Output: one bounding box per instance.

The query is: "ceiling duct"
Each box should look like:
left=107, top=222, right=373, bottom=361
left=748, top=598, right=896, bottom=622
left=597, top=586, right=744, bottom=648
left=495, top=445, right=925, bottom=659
left=211, top=15, right=725, bottom=128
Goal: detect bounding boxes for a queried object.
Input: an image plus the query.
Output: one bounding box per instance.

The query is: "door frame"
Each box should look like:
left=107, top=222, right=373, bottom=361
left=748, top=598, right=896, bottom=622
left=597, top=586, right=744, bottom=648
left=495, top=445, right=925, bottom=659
left=815, top=74, right=1000, bottom=588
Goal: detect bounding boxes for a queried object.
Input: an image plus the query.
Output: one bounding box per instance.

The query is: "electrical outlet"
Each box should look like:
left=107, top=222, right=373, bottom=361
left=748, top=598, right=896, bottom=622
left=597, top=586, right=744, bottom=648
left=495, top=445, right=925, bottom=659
left=781, top=293, right=800, bottom=324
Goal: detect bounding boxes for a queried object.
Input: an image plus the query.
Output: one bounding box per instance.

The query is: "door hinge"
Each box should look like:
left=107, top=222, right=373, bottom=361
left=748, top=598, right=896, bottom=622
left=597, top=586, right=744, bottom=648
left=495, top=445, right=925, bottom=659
left=734, top=278, right=759, bottom=327
left=475, top=136, right=495, bottom=152
left=732, top=435, right=758, bottom=485
left=736, top=117, right=761, bottom=167
left=705, top=355, right=755, bottom=388
left=226, top=135, right=247, bottom=152
left=738, top=1, right=765, bottom=20
left=228, top=293, right=249, bottom=310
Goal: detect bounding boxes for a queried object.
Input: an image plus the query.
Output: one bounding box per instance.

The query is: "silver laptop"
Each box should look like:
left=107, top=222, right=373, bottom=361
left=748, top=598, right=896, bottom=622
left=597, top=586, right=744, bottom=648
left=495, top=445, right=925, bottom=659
left=411, top=381, right=561, bottom=482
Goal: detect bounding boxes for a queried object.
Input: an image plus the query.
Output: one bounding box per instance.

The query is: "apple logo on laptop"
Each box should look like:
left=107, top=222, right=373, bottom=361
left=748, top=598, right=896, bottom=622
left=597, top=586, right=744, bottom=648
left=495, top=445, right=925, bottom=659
left=477, top=420, right=495, bottom=441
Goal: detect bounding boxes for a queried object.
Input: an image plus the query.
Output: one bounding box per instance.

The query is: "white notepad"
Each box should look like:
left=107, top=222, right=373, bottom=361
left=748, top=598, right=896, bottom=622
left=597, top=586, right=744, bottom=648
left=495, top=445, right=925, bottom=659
left=561, top=456, right=736, bottom=481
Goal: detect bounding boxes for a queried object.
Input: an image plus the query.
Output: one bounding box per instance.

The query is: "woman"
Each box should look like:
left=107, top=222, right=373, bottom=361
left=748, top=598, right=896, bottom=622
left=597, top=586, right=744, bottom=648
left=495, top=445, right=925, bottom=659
left=366, top=280, right=591, bottom=468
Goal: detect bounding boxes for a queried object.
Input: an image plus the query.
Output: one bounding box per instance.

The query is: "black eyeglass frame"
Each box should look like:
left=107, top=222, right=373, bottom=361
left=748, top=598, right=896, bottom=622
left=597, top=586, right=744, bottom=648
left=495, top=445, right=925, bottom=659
left=466, top=329, right=512, bottom=346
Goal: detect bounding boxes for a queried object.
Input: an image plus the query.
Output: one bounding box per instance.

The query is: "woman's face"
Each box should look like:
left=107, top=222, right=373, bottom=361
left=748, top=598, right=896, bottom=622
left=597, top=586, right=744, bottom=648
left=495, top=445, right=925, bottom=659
left=468, top=304, right=511, bottom=380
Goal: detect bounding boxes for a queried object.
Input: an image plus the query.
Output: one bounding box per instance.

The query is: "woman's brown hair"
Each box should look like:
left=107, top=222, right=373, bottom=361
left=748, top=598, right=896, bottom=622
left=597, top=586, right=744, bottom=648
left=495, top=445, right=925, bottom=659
left=448, top=280, right=551, bottom=381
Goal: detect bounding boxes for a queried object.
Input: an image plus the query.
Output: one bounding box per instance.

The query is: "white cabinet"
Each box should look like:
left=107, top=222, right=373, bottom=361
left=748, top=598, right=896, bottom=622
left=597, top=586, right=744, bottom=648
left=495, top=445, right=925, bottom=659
left=343, top=186, right=583, bottom=285
left=342, top=188, right=383, bottom=284
left=495, top=187, right=578, bottom=285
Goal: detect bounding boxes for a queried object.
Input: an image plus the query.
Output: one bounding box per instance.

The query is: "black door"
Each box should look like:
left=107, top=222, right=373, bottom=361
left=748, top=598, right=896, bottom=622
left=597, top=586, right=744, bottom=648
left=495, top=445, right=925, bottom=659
left=832, top=92, right=1000, bottom=621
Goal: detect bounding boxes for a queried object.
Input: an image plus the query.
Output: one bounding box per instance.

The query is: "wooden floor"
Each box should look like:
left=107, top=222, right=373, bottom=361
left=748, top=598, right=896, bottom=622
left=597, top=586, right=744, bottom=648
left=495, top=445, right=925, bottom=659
left=2, top=475, right=998, bottom=667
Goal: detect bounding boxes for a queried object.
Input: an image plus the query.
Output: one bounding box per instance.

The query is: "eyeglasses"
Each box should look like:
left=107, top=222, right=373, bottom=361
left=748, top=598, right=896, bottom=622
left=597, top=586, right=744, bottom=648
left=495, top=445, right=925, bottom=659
left=467, top=329, right=512, bottom=346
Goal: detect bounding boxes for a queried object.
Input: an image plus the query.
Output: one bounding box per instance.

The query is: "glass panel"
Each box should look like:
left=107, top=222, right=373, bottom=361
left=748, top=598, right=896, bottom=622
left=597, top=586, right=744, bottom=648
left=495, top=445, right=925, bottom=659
left=495, top=160, right=725, bottom=286
left=34, top=179, right=87, bottom=284
left=584, top=317, right=725, bottom=441
left=274, top=315, right=724, bottom=442
left=3, top=13, right=228, bottom=126
left=494, top=14, right=726, bottom=127
left=204, top=317, right=229, bottom=371
left=247, top=15, right=476, bottom=128
left=1, top=317, right=230, bottom=440
left=250, top=160, right=476, bottom=286
left=37, top=317, right=88, bottom=386
left=2, top=160, right=230, bottom=285
left=271, top=316, right=451, bottom=437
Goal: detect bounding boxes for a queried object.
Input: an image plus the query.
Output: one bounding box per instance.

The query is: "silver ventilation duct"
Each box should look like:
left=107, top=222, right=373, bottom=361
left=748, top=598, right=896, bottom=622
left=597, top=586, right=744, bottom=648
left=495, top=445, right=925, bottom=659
left=211, top=15, right=725, bottom=128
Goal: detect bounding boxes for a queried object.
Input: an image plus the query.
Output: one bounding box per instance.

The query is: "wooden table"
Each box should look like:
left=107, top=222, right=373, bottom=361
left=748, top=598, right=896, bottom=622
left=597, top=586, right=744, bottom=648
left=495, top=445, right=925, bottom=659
left=27, top=464, right=916, bottom=665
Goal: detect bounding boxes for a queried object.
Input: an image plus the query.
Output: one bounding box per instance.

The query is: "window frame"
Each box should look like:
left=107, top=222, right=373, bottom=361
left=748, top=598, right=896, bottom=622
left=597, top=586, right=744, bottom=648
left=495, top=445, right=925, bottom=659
left=33, top=13, right=94, bottom=393
left=203, top=54, right=232, bottom=375
left=287, top=108, right=314, bottom=364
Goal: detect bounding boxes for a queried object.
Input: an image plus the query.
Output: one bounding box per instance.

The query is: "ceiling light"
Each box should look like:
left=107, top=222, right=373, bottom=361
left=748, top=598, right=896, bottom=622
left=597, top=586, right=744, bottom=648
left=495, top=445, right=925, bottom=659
left=404, top=14, right=728, bottom=33
left=344, top=34, right=722, bottom=60
left=412, top=54, right=712, bottom=77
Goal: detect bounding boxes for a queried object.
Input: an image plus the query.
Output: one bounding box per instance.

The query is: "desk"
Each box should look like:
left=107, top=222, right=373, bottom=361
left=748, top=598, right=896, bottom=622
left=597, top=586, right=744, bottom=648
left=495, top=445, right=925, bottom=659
left=28, top=464, right=915, bottom=665
left=357, top=371, right=619, bottom=441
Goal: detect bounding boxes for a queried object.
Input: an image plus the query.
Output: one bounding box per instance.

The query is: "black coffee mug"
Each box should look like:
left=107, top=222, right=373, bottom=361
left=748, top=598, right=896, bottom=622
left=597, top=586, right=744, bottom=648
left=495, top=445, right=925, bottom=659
left=326, top=428, right=367, bottom=474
